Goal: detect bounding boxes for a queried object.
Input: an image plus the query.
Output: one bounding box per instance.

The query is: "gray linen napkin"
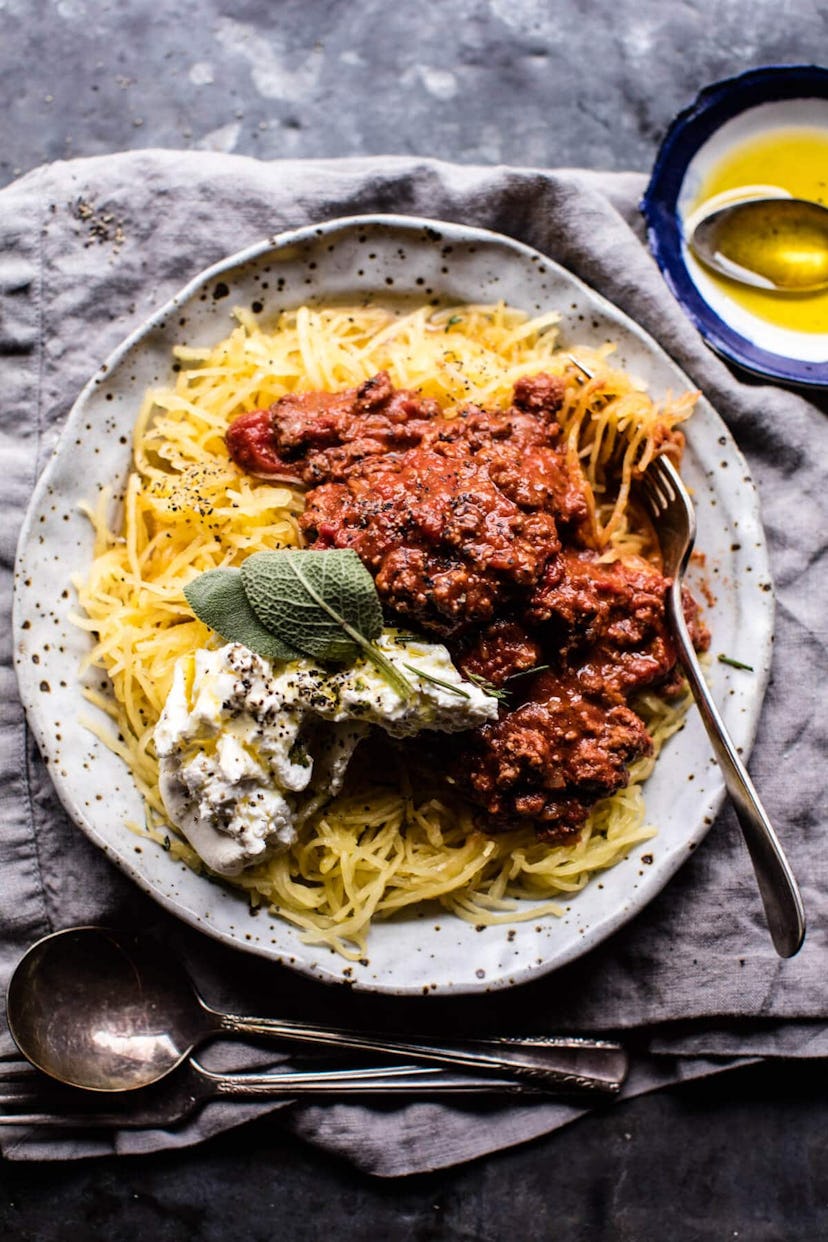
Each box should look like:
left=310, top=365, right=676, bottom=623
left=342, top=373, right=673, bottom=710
left=0, top=151, right=825, bottom=1176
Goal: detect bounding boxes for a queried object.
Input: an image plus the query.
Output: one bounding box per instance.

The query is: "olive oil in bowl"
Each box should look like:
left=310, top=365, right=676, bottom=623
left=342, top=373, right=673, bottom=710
left=689, top=128, right=828, bottom=333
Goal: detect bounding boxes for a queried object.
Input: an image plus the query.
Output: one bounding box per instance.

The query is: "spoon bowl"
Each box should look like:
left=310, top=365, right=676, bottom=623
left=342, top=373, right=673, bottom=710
left=5, top=926, right=629, bottom=1095
left=6, top=927, right=206, bottom=1091
left=685, top=188, right=828, bottom=292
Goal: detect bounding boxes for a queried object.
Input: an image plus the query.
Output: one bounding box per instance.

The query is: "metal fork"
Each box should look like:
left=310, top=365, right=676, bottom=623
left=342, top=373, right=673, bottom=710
left=0, top=1055, right=557, bottom=1129
left=639, top=453, right=805, bottom=958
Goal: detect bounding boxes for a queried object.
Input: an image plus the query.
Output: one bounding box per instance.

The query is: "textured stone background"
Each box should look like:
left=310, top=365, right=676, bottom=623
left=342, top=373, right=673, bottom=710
left=2, top=1, right=827, bottom=1238
left=3, top=0, right=826, bottom=182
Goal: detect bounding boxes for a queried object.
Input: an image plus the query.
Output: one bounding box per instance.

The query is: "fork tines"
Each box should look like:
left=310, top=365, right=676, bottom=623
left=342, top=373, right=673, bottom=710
left=0, top=1058, right=117, bottom=1127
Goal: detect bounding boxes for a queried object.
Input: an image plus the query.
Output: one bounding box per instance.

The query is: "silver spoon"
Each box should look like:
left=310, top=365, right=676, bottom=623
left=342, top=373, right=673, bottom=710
left=5, top=927, right=628, bottom=1095
left=685, top=187, right=828, bottom=292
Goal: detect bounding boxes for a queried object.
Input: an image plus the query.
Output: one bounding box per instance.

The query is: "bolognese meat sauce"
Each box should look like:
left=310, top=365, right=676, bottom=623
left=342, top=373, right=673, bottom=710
left=226, top=371, right=709, bottom=841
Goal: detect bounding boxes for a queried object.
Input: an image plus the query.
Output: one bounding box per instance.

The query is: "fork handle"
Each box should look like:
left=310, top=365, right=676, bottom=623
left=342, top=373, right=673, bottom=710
left=198, top=1061, right=544, bottom=1098
left=668, top=583, right=806, bottom=958
left=214, top=1013, right=628, bottom=1096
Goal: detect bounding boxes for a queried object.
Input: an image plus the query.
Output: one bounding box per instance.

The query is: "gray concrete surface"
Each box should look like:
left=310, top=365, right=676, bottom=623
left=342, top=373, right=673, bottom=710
left=3, top=0, right=826, bottom=183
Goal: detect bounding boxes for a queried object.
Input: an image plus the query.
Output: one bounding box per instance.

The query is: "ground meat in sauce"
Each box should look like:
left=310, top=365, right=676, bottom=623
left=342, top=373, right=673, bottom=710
left=226, top=372, right=709, bottom=841
left=302, top=451, right=560, bottom=631
left=456, top=669, right=654, bottom=838
left=225, top=372, right=442, bottom=484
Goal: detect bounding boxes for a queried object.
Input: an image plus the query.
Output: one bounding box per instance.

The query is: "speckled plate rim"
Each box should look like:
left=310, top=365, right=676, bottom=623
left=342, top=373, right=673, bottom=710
left=13, top=213, right=773, bottom=994
left=641, top=64, right=828, bottom=389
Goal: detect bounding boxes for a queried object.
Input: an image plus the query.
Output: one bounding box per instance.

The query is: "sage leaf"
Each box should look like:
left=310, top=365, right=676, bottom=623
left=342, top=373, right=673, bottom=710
left=242, top=549, right=413, bottom=700
left=241, top=549, right=383, bottom=663
left=184, top=568, right=300, bottom=663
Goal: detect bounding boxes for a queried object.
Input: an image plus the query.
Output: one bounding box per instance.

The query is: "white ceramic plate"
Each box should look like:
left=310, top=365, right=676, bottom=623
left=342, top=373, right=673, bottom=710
left=12, top=215, right=773, bottom=994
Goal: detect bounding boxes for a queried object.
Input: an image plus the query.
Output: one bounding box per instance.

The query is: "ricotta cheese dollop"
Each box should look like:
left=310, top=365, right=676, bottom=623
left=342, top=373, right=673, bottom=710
left=154, top=636, right=498, bottom=877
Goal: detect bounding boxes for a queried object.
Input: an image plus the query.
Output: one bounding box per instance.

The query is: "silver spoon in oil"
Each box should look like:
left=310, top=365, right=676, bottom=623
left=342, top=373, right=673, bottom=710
left=685, top=187, right=828, bottom=292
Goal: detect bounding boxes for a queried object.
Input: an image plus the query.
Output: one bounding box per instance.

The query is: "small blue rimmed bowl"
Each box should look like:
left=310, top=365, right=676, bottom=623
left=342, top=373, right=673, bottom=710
left=642, top=65, right=828, bottom=389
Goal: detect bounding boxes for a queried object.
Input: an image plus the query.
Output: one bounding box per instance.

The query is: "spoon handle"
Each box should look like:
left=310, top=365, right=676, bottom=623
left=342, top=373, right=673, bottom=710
left=215, top=1016, right=627, bottom=1095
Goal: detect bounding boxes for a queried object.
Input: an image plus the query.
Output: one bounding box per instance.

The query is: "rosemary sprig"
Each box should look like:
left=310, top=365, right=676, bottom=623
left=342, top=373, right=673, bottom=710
left=404, top=663, right=470, bottom=699
left=506, top=663, right=550, bottom=682
left=717, top=653, right=754, bottom=672
left=465, top=671, right=510, bottom=702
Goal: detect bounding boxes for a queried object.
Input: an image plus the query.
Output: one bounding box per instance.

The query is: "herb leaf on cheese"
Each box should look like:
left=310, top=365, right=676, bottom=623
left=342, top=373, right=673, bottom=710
left=184, top=568, right=300, bottom=663
left=243, top=550, right=413, bottom=699
left=185, top=550, right=414, bottom=700
left=242, top=549, right=382, bottom=664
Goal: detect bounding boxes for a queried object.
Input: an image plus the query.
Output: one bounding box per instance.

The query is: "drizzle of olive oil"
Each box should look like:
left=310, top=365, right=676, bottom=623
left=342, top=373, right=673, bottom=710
left=692, top=127, right=828, bottom=333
